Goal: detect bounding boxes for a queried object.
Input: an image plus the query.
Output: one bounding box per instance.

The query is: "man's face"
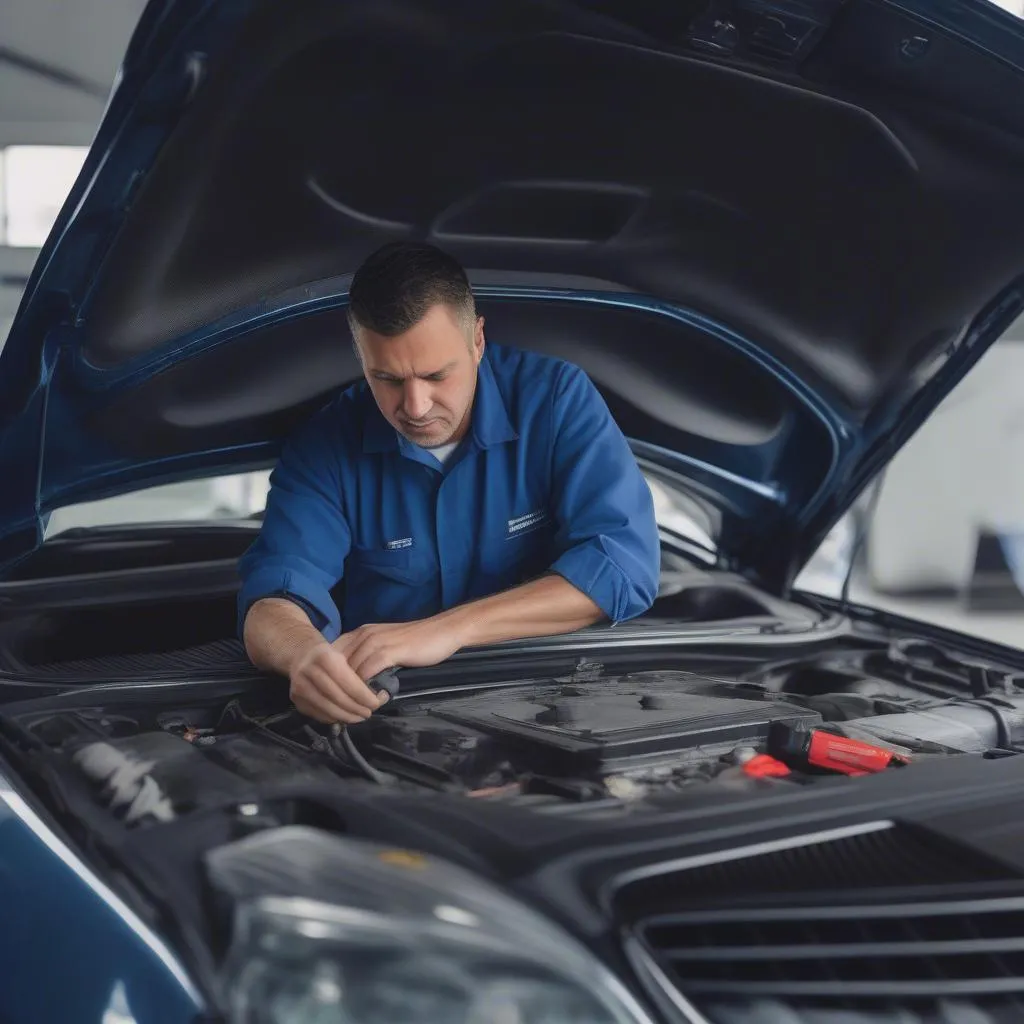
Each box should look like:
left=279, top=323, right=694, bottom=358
left=354, top=303, right=485, bottom=449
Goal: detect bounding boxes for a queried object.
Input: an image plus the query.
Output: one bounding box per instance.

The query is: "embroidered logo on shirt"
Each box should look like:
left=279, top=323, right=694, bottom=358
left=385, top=537, right=413, bottom=550
left=507, top=510, right=549, bottom=538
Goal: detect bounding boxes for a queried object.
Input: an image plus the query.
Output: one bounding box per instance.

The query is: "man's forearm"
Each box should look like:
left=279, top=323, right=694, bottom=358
left=243, top=597, right=325, bottom=675
left=438, top=573, right=604, bottom=650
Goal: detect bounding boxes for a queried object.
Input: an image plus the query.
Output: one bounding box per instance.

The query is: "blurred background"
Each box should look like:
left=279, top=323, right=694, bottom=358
left=4, top=0, right=1024, bottom=647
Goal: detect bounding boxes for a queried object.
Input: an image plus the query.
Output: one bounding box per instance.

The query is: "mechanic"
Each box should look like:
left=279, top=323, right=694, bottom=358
left=239, top=241, right=660, bottom=724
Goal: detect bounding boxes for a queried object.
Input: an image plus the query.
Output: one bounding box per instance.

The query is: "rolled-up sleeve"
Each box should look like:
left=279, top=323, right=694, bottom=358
left=237, top=408, right=351, bottom=641
left=548, top=364, right=660, bottom=623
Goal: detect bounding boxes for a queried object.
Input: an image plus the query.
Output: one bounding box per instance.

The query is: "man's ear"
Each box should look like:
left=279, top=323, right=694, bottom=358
left=350, top=331, right=365, bottom=367
left=474, top=316, right=486, bottom=363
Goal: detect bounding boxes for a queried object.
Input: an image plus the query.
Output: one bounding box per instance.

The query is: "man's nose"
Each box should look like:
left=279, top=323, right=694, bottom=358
left=402, top=380, right=432, bottom=420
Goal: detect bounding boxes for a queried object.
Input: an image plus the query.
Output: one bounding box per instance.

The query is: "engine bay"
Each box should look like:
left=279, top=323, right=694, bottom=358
left=6, top=625, right=1024, bottom=1024
left=9, top=642, right=1024, bottom=832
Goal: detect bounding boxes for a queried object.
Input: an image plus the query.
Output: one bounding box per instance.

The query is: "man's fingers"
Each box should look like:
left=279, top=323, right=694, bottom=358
left=319, top=646, right=381, bottom=710
left=345, top=641, right=389, bottom=682
left=333, top=626, right=369, bottom=659
left=294, top=666, right=369, bottom=722
left=290, top=641, right=383, bottom=723
left=354, top=651, right=396, bottom=685
left=341, top=632, right=406, bottom=685
left=307, top=668, right=373, bottom=721
left=293, top=684, right=366, bottom=725
left=332, top=633, right=356, bottom=659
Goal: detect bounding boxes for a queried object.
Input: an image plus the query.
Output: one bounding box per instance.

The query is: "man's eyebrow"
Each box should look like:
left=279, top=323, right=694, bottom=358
left=371, top=360, right=459, bottom=380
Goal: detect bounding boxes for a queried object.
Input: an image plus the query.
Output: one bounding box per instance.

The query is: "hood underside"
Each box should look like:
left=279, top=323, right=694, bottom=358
left=3, top=0, right=1024, bottom=585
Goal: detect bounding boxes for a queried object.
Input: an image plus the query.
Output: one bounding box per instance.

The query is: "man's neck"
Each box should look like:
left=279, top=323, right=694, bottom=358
left=423, top=440, right=461, bottom=464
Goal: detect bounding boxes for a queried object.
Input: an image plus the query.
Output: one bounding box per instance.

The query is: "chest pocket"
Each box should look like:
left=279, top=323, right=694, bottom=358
left=346, top=546, right=436, bottom=585
left=343, top=545, right=440, bottom=628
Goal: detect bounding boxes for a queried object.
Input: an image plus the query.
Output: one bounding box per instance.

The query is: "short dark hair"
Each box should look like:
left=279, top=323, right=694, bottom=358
left=347, top=242, right=476, bottom=337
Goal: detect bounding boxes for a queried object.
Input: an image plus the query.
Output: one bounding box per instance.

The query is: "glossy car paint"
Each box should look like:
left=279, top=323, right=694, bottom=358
left=0, top=771, right=204, bottom=1022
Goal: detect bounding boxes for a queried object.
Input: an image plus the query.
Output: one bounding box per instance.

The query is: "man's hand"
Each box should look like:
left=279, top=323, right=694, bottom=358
left=289, top=639, right=387, bottom=724
left=246, top=576, right=602, bottom=724
left=335, top=619, right=464, bottom=682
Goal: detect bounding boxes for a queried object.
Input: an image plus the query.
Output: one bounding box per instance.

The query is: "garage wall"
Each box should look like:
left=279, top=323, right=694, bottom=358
left=0, top=0, right=145, bottom=346
left=867, top=321, right=1024, bottom=594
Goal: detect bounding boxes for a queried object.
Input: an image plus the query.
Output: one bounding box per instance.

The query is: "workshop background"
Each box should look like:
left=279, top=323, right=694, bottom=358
left=4, top=0, right=1024, bottom=646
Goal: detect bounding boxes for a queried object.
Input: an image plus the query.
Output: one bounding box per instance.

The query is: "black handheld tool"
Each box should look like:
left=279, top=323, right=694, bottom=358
left=367, top=667, right=401, bottom=702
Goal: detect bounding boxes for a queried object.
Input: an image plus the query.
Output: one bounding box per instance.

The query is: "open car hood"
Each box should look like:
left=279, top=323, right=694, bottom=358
left=3, top=0, right=1024, bottom=589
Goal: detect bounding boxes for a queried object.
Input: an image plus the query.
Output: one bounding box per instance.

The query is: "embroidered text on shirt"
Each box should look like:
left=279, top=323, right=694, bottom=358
left=385, top=537, right=413, bottom=550
left=507, top=510, right=548, bottom=537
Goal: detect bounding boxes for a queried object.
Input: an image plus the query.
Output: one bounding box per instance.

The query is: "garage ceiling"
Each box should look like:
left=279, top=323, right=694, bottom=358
left=1, top=0, right=146, bottom=146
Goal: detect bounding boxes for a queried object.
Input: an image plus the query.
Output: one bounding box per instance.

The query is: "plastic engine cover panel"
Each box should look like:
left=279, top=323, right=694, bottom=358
left=388, top=673, right=822, bottom=774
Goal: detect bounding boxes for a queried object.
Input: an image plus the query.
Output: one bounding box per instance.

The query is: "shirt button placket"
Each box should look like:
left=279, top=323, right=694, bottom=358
left=435, top=479, right=449, bottom=609
left=436, top=464, right=474, bottom=610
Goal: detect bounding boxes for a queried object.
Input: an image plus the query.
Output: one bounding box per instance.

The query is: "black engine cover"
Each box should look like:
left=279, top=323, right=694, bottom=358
left=362, top=672, right=822, bottom=782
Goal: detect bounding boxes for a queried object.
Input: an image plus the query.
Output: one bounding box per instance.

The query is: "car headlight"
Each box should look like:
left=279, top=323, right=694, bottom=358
left=208, top=826, right=654, bottom=1024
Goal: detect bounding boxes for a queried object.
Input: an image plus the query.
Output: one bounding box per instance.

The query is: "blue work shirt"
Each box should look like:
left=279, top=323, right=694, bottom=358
left=237, top=344, right=660, bottom=641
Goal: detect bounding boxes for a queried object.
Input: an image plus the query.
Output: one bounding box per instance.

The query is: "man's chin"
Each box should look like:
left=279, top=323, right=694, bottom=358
left=401, top=425, right=452, bottom=448
left=421, top=436, right=455, bottom=450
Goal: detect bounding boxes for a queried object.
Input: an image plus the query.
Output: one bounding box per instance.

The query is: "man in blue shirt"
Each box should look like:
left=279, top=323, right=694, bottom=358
left=240, top=243, right=659, bottom=724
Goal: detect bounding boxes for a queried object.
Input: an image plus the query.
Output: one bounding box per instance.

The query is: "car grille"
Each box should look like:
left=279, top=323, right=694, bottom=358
left=618, top=824, right=1024, bottom=1023
left=635, top=898, right=1024, bottom=1023
left=614, top=821, right=1010, bottom=918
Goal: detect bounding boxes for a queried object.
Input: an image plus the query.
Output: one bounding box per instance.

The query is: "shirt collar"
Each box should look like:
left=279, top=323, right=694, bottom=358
left=469, top=349, right=519, bottom=450
left=360, top=349, right=518, bottom=455
left=361, top=388, right=400, bottom=453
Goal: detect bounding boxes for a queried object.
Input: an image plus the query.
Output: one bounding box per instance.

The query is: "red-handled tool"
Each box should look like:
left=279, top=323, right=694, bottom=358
left=768, top=722, right=910, bottom=776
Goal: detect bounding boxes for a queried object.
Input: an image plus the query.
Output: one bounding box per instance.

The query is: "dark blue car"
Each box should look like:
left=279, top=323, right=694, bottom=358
left=2, top=0, right=1024, bottom=1021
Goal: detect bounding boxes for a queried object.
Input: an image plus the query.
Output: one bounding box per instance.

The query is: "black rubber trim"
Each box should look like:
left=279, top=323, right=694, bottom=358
left=0, top=637, right=252, bottom=681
